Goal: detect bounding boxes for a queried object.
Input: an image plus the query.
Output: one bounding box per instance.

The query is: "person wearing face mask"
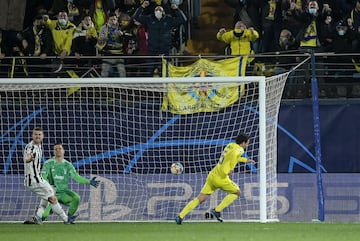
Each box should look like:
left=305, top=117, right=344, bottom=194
left=292, top=0, right=327, bottom=50
left=216, top=21, right=259, bottom=56
left=44, top=10, right=77, bottom=60
left=324, top=19, right=357, bottom=90
left=333, top=20, right=356, bottom=53
left=16, top=15, right=54, bottom=77
left=273, top=29, right=299, bottom=84
left=133, top=0, right=187, bottom=76
left=277, top=29, right=297, bottom=52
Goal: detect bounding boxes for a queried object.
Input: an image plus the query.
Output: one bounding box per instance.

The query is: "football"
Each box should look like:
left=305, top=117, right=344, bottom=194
left=170, top=162, right=184, bottom=174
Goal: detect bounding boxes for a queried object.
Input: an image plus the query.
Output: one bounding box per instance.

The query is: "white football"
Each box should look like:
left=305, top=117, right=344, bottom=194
left=170, top=162, right=184, bottom=174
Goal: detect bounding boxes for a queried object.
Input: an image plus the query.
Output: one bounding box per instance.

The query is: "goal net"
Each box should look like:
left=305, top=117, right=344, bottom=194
left=0, top=74, right=288, bottom=222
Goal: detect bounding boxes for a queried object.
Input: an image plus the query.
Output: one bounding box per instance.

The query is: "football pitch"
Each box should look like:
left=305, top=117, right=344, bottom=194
left=0, top=222, right=359, bottom=241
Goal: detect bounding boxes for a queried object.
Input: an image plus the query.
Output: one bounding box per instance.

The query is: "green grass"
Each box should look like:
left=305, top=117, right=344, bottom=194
left=1, top=222, right=359, bottom=241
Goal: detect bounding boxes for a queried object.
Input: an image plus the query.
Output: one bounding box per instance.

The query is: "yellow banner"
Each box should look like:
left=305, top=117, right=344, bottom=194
left=161, top=57, right=247, bottom=114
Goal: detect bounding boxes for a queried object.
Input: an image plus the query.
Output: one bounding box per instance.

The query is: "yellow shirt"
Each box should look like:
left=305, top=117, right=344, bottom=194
left=217, top=29, right=259, bottom=55
left=209, top=142, right=247, bottom=179
left=46, top=19, right=76, bottom=55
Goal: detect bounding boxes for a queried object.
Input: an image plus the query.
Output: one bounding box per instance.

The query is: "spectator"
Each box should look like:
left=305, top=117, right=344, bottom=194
left=327, top=20, right=357, bottom=84
left=70, top=15, right=98, bottom=74
left=346, top=0, right=360, bottom=52
left=125, top=18, right=148, bottom=76
left=216, top=20, right=259, bottom=56
left=332, top=20, right=356, bottom=53
left=88, top=0, right=116, bottom=32
left=0, top=30, right=24, bottom=77
left=97, top=12, right=127, bottom=77
left=119, top=13, right=140, bottom=53
left=44, top=10, right=77, bottom=60
left=17, top=15, right=54, bottom=77
left=293, top=0, right=327, bottom=51
left=280, top=0, right=305, bottom=38
left=72, top=15, right=98, bottom=57
left=24, top=1, right=53, bottom=30
left=42, top=10, right=77, bottom=75
left=133, top=0, right=187, bottom=76
left=319, top=12, right=335, bottom=52
left=259, top=0, right=283, bottom=53
left=133, top=19, right=148, bottom=55
left=48, top=0, right=81, bottom=24
left=274, top=29, right=299, bottom=83
left=276, top=28, right=298, bottom=52
left=0, top=31, right=22, bottom=58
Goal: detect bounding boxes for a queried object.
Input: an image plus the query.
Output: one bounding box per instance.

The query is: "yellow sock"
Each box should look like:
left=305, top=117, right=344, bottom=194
left=179, top=198, right=200, bottom=218
left=215, top=193, right=238, bottom=212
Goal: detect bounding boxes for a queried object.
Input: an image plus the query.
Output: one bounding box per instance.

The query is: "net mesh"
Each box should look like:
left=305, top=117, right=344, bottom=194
left=0, top=74, right=288, bottom=222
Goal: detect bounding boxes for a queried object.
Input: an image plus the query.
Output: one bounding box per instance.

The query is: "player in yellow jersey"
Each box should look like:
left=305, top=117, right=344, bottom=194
left=175, top=133, right=256, bottom=224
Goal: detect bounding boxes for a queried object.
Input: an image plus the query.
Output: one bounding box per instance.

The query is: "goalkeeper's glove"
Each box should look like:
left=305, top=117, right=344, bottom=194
left=89, top=177, right=100, bottom=188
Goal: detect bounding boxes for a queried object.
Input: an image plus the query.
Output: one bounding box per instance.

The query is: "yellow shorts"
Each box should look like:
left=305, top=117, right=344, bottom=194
left=200, top=173, right=239, bottom=195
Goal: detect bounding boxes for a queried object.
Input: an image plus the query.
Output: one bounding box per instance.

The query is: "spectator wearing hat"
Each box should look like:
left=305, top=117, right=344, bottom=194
left=330, top=20, right=357, bottom=82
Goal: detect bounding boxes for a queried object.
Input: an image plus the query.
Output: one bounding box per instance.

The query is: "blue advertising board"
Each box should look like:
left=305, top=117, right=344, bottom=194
left=0, top=174, right=359, bottom=222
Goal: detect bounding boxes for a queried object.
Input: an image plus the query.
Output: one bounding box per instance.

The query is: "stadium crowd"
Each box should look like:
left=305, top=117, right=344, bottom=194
left=0, top=0, right=360, bottom=83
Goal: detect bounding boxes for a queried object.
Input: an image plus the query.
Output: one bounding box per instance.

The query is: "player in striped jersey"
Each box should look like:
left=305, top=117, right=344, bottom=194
left=24, top=127, right=74, bottom=224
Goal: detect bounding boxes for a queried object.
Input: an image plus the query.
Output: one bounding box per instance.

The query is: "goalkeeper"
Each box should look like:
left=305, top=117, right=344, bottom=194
left=41, top=143, right=100, bottom=223
left=175, top=133, right=256, bottom=224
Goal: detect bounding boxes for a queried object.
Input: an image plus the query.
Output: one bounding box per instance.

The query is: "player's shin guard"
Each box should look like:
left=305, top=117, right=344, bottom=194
left=36, top=199, right=48, bottom=217
left=216, top=193, right=238, bottom=212
left=50, top=202, right=68, bottom=222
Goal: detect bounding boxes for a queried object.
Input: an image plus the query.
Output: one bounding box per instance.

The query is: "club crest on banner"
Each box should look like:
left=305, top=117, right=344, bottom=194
left=161, top=57, right=248, bottom=114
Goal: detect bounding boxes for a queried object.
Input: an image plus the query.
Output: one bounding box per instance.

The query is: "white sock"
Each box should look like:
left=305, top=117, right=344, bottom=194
left=51, top=202, right=68, bottom=222
left=36, top=199, right=48, bottom=217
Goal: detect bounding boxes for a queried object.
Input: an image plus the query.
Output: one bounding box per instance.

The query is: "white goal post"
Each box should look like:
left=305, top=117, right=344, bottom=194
left=0, top=74, right=288, bottom=223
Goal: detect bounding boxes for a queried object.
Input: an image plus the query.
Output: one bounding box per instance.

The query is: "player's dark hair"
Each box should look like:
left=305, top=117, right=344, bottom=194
left=236, top=133, right=249, bottom=144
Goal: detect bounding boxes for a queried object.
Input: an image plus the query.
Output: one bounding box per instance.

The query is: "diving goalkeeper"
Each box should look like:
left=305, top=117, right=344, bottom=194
left=175, top=133, right=256, bottom=224
left=41, top=143, right=100, bottom=223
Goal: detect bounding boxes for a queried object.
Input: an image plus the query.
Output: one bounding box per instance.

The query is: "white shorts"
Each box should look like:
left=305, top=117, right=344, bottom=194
left=26, top=181, right=55, bottom=200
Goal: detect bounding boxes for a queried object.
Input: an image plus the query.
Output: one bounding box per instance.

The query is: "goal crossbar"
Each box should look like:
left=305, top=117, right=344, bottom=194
left=0, top=74, right=287, bottom=223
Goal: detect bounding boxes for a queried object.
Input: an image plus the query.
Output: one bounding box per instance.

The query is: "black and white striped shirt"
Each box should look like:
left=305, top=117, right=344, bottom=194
left=24, top=141, right=44, bottom=186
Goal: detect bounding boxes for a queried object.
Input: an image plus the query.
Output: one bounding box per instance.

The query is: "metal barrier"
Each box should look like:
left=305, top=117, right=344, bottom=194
left=1, top=53, right=360, bottom=99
